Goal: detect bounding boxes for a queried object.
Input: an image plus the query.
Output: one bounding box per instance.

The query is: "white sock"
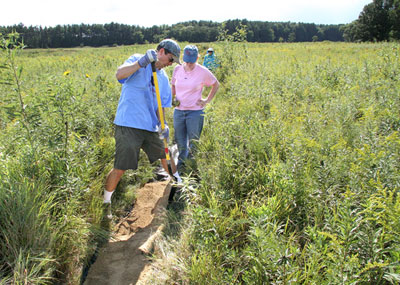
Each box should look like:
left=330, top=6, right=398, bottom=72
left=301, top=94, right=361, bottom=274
left=103, top=189, right=114, bottom=203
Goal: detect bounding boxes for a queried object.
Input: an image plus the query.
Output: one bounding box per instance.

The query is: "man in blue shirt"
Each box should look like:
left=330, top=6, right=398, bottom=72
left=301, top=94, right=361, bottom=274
left=103, top=39, right=181, bottom=218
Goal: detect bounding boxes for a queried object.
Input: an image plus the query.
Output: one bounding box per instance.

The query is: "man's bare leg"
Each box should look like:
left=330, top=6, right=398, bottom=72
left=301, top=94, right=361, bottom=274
left=104, top=168, right=125, bottom=201
left=103, top=168, right=125, bottom=219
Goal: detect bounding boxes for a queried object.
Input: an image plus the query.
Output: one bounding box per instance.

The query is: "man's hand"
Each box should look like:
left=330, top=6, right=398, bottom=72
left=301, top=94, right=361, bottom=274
left=138, top=49, right=157, bottom=67
left=158, top=124, right=169, bottom=140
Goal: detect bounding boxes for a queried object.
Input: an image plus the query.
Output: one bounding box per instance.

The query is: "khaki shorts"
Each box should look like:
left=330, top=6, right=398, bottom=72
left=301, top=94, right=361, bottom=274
left=114, top=125, right=165, bottom=170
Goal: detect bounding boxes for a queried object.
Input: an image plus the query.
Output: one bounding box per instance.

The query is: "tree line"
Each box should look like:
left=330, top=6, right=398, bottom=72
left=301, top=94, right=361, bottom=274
left=343, top=0, right=400, bottom=42
left=0, top=20, right=345, bottom=49
left=1, top=0, right=399, bottom=48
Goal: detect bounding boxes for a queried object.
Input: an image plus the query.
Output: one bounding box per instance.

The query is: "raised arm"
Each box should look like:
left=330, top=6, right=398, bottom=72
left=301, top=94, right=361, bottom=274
left=116, top=50, right=157, bottom=81
left=115, top=61, right=141, bottom=81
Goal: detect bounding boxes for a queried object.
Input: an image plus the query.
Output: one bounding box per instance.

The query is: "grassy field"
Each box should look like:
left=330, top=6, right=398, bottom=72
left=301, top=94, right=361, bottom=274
left=0, top=36, right=167, bottom=284
left=1, top=33, right=399, bottom=284
left=149, top=41, right=400, bottom=284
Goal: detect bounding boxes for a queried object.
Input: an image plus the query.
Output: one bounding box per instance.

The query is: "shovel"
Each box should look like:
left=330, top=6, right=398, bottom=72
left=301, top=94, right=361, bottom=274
left=151, top=62, right=176, bottom=179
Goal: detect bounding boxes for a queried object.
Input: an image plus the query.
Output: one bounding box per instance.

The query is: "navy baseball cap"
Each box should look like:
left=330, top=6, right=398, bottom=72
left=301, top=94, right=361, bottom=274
left=183, top=45, right=199, bottom=63
left=158, top=39, right=181, bottom=64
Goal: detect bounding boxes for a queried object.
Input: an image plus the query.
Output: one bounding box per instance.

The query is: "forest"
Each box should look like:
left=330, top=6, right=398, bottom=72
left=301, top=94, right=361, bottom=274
left=1, top=0, right=399, bottom=48
left=0, top=20, right=344, bottom=49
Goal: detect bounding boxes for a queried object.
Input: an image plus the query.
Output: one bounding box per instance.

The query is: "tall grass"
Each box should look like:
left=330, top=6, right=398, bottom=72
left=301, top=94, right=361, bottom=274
left=0, top=33, right=165, bottom=283
left=0, top=167, right=56, bottom=284
left=2, top=30, right=399, bottom=283
left=150, top=41, right=400, bottom=283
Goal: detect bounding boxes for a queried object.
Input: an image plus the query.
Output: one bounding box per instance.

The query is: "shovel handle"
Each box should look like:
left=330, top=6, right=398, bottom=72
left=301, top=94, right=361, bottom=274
left=151, top=62, right=166, bottom=130
left=151, top=62, right=171, bottom=162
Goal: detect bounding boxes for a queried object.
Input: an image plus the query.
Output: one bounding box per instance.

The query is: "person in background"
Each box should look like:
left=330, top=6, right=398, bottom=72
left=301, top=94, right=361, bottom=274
left=202, top=47, right=219, bottom=71
left=103, top=39, right=181, bottom=218
left=172, top=45, right=220, bottom=175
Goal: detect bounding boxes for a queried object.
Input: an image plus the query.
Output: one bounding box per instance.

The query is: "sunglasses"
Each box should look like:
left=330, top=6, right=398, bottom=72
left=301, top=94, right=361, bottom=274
left=164, top=49, right=174, bottom=63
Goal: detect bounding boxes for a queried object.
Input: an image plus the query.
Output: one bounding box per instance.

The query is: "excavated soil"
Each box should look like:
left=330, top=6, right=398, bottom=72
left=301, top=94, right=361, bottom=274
left=83, top=180, right=171, bottom=285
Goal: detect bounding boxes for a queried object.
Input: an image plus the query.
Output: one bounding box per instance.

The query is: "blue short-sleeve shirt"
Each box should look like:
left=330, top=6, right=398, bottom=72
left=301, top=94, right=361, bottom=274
left=114, top=54, right=172, bottom=132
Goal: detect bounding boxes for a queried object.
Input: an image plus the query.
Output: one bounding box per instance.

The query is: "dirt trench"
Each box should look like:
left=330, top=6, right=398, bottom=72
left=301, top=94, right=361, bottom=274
left=83, top=180, right=171, bottom=285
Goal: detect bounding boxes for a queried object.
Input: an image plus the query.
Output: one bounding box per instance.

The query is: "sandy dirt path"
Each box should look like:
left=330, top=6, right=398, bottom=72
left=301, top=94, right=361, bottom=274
left=83, top=180, right=171, bottom=285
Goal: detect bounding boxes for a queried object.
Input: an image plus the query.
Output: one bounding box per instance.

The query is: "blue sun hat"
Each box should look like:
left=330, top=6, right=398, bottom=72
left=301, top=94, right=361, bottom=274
left=183, top=45, right=199, bottom=63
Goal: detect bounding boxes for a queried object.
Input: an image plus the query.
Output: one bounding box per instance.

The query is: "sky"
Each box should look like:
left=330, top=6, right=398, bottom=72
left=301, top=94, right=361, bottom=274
left=2, top=0, right=373, bottom=28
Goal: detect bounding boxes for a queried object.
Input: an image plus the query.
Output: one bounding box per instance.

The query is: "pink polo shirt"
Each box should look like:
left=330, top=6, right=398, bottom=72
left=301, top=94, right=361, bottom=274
left=172, top=63, right=217, bottom=111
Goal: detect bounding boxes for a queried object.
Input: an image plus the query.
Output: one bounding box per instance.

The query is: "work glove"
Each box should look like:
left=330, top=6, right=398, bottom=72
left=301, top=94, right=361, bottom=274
left=138, top=49, right=157, bottom=67
left=157, top=123, right=169, bottom=140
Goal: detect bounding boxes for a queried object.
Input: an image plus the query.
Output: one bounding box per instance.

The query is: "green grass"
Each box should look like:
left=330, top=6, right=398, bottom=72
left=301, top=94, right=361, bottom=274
left=1, top=32, right=400, bottom=284
left=0, top=34, right=162, bottom=283
left=149, top=41, right=400, bottom=284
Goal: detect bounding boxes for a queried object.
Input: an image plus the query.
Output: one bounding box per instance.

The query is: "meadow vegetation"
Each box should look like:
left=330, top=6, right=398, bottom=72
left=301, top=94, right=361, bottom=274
left=149, top=40, right=400, bottom=283
left=0, top=31, right=399, bottom=284
left=0, top=33, right=169, bottom=284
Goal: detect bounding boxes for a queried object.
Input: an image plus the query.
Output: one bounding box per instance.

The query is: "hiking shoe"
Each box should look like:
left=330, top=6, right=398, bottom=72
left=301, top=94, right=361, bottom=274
left=155, top=168, right=170, bottom=181
left=103, top=202, right=112, bottom=219
left=173, top=172, right=182, bottom=183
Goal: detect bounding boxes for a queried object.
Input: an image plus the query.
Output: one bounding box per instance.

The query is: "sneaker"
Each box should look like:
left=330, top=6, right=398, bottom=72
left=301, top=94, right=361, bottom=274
left=103, top=202, right=112, bottom=219
left=173, top=172, right=182, bottom=184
